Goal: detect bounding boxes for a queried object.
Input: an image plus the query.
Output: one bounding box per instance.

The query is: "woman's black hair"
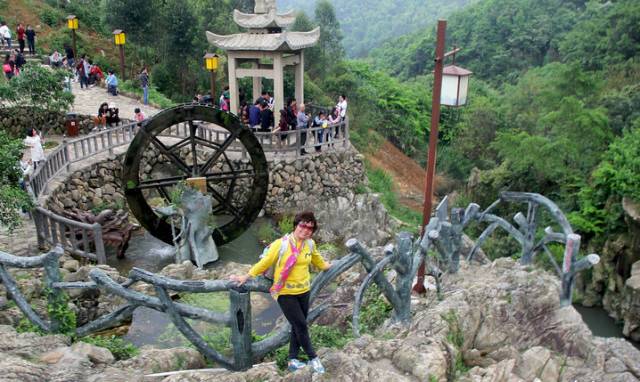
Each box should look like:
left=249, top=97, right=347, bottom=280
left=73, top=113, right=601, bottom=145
left=25, top=128, right=34, bottom=138
left=293, top=211, right=318, bottom=233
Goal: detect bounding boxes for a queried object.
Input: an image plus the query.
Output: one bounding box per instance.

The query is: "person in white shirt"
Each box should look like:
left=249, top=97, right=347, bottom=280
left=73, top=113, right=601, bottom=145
left=24, top=128, right=45, bottom=169
left=337, top=94, right=347, bottom=121
left=0, top=22, right=11, bottom=49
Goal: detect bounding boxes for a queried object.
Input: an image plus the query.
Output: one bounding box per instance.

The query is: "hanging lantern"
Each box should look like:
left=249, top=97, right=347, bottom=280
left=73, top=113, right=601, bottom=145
left=204, top=53, right=219, bottom=71
left=440, top=65, right=472, bottom=107
left=113, top=30, right=126, bottom=46
left=67, top=15, right=78, bottom=30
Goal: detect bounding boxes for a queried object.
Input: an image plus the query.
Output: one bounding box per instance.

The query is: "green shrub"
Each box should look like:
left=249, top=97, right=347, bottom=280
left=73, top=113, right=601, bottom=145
left=80, top=335, right=139, bottom=360
left=119, top=80, right=175, bottom=109
left=358, top=284, right=392, bottom=334
left=278, top=215, right=294, bottom=234
left=366, top=164, right=421, bottom=231
left=39, top=8, right=62, bottom=27
left=16, top=318, right=45, bottom=335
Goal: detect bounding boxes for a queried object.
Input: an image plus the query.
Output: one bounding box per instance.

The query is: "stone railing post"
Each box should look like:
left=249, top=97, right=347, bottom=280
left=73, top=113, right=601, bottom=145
left=229, top=287, right=252, bottom=370
left=343, top=117, right=350, bottom=148
left=62, top=138, right=71, bottom=172
left=92, top=223, right=107, bottom=264
left=295, top=128, right=301, bottom=159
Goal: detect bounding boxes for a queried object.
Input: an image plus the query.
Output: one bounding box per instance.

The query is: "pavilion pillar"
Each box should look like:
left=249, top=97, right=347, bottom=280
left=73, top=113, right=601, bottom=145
left=273, top=53, right=284, bottom=127
left=228, top=52, right=239, bottom=115
left=252, top=61, right=262, bottom=103
left=294, top=51, right=304, bottom=105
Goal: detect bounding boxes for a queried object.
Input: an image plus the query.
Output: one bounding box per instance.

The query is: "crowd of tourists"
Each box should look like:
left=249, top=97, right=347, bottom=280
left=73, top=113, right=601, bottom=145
left=193, top=88, right=348, bottom=155
left=1, top=21, right=36, bottom=79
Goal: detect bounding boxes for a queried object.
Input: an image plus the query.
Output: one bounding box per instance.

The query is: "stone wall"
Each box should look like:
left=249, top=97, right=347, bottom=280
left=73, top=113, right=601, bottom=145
left=0, top=107, right=95, bottom=137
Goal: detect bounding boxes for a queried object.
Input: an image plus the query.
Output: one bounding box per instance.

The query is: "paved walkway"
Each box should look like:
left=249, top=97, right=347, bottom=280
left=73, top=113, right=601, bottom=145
left=0, top=216, right=40, bottom=257
left=68, top=81, right=161, bottom=120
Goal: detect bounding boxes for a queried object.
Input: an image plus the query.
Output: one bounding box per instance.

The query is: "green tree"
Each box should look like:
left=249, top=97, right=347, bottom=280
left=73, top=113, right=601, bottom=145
left=104, top=0, right=156, bottom=44
left=314, top=0, right=344, bottom=77
left=0, top=131, right=33, bottom=231
left=0, top=63, right=74, bottom=134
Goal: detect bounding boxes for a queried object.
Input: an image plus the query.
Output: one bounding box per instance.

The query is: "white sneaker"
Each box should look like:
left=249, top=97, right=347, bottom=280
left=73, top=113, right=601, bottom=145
left=310, top=357, right=325, bottom=374
left=287, top=358, right=306, bottom=372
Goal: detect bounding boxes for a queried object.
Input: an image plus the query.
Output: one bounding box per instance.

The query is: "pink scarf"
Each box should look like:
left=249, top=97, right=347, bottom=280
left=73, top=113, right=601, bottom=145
left=269, top=238, right=302, bottom=298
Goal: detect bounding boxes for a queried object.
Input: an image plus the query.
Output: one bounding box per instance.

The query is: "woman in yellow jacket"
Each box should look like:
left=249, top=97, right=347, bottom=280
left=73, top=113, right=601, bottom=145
left=231, top=211, right=331, bottom=373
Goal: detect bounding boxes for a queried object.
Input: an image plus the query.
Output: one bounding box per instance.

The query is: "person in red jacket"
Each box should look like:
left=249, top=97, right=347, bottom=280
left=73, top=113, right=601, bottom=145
left=16, top=23, right=25, bottom=54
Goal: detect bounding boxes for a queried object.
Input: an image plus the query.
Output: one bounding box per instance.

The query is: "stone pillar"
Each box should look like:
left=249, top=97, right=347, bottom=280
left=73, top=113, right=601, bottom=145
left=252, top=61, right=262, bottom=103
left=295, top=51, right=304, bottom=105
left=273, top=52, right=284, bottom=127
left=228, top=52, right=239, bottom=116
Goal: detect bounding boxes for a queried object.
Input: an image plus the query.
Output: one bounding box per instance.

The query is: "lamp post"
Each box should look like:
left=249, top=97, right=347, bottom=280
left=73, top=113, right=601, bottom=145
left=413, top=20, right=472, bottom=294
left=204, top=53, right=219, bottom=104
left=67, top=15, right=78, bottom=59
left=113, top=29, right=126, bottom=81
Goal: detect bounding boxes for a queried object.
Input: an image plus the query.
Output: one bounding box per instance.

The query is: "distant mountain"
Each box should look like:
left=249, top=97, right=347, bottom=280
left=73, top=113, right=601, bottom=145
left=276, top=0, right=477, bottom=58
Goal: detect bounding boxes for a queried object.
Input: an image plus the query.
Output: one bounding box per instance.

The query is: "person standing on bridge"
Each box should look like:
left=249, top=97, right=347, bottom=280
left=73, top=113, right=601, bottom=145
left=139, top=66, right=149, bottom=105
left=16, top=23, right=25, bottom=54
left=230, top=211, right=332, bottom=374
left=24, top=128, right=45, bottom=169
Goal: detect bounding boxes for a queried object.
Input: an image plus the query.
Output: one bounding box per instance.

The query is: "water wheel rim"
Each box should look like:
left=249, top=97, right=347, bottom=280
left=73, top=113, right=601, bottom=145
left=122, top=104, right=269, bottom=245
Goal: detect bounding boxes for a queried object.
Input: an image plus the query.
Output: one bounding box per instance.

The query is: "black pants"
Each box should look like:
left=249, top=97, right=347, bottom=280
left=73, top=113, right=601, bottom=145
left=277, top=292, right=316, bottom=360
left=27, top=40, right=34, bottom=54
left=18, top=39, right=24, bottom=53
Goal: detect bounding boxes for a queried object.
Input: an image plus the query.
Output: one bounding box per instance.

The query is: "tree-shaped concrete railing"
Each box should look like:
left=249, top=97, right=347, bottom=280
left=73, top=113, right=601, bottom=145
left=349, top=192, right=600, bottom=337
left=0, top=244, right=363, bottom=371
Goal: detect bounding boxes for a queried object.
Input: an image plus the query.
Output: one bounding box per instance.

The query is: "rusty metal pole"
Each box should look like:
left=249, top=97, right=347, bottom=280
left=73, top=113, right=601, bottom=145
left=210, top=69, right=216, bottom=102
left=71, top=29, right=77, bottom=60
left=119, top=44, right=126, bottom=81
left=413, top=19, right=447, bottom=294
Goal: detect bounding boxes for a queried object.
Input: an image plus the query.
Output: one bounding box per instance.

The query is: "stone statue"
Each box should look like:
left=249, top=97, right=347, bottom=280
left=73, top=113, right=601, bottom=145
left=155, top=187, right=219, bottom=268
left=254, top=0, right=276, bottom=14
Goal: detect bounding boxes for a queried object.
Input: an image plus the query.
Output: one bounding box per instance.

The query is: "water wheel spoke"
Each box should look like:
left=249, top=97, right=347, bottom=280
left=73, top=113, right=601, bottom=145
left=137, top=175, right=188, bottom=190
left=202, top=168, right=254, bottom=183
left=207, top=184, right=241, bottom=218
left=199, top=130, right=241, bottom=174
left=193, top=136, right=223, bottom=151
left=189, top=121, right=199, bottom=176
left=157, top=186, right=172, bottom=204
left=165, top=137, right=192, bottom=153
left=148, top=134, right=191, bottom=175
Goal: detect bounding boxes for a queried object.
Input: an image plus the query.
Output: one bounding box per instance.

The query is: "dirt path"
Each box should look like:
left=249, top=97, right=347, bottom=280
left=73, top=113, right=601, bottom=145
left=366, top=140, right=443, bottom=211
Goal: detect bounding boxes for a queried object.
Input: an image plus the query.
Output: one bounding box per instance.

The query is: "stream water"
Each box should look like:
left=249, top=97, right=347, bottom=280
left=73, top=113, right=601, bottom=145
left=574, top=304, right=640, bottom=350
left=106, top=218, right=283, bottom=348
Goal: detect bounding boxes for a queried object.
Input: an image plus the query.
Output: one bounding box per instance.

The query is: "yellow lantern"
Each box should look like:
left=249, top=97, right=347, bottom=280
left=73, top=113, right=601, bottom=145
left=113, top=29, right=126, bottom=46
left=204, top=53, right=219, bottom=71
left=67, top=15, right=78, bottom=30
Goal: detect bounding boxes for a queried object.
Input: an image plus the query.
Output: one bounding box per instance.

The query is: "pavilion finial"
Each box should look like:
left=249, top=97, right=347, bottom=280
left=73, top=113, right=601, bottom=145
left=254, top=0, right=276, bottom=14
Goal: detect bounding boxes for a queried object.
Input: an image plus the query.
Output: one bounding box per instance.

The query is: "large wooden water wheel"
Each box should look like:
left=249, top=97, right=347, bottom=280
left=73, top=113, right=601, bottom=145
left=122, top=104, right=268, bottom=245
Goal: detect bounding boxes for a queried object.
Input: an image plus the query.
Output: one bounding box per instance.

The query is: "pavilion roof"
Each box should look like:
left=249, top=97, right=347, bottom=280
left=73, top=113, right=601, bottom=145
left=206, top=28, right=320, bottom=51
left=233, top=9, right=296, bottom=29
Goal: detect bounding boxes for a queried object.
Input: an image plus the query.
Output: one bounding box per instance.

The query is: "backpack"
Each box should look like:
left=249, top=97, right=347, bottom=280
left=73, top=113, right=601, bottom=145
left=261, top=235, right=314, bottom=280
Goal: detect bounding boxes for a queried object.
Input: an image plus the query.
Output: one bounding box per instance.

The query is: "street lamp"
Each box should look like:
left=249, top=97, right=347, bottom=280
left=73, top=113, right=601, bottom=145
left=441, top=65, right=472, bottom=107
left=413, top=20, right=472, bottom=294
left=113, top=29, right=126, bottom=81
left=66, top=15, right=78, bottom=59
left=204, top=53, right=219, bottom=104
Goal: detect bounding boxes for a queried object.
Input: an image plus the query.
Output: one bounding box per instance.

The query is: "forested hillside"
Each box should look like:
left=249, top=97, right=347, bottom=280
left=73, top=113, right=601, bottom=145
left=360, top=0, right=640, bottom=248
left=277, top=0, right=476, bottom=57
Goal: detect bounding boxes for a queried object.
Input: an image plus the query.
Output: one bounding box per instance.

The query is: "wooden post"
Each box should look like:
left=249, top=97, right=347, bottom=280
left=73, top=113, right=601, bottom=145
left=71, top=29, right=77, bottom=61
left=273, top=53, right=284, bottom=127
left=210, top=69, right=216, bottom=103
left=414, top=20, right=447, bottom=294
left=228, top=53, right=238, bottom=115
left=118, top=44, right=126, bottom=81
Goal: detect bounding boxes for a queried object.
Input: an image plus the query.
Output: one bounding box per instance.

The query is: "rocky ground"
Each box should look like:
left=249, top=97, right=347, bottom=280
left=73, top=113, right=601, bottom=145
left=1, top=248, right=639, bottom=382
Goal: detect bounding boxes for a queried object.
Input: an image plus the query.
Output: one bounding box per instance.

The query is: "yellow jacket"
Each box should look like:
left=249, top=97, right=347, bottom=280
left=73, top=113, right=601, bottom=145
left=248, top=237, right=329, bottom=297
